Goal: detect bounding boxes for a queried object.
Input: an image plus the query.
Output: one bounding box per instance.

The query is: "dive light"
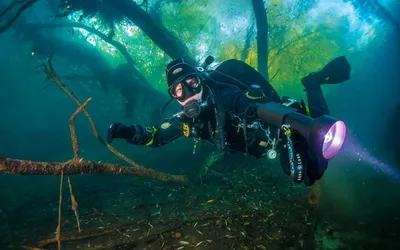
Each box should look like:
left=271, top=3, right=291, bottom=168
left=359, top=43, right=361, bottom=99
left=256, top=102, right=347, bottom=160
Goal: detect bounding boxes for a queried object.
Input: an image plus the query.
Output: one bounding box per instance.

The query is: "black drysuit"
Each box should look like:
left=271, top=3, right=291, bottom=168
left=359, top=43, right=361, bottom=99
left=126, top=59, right=329, bottom=160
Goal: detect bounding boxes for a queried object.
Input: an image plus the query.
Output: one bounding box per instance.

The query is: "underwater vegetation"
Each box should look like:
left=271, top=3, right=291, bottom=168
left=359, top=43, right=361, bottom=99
left=0, top=0, right=399, bottom=249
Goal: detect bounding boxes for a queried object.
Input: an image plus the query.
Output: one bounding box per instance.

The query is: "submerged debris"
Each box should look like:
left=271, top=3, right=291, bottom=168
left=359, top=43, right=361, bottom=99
left=2, top=164, right=398, bottom=249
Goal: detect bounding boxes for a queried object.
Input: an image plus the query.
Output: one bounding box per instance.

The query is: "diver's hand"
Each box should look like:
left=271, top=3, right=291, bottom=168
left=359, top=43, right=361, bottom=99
left=107, top=122, right=136, bottom=144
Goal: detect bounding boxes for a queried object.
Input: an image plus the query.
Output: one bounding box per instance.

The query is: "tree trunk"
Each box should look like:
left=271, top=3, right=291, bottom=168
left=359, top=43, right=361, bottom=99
left=109, top=0, right=195, bottom=64
left=371, top=0, right=399, bottom=33
left=241, top=18, right=255, bottom=62
left=252, top=0, right=269, bottom=80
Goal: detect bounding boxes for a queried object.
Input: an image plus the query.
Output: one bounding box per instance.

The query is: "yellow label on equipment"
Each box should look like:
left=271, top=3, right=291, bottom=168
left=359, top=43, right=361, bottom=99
left=183, top=123, right=190, bottom=137
left=161, top=122, right=171, bottom=129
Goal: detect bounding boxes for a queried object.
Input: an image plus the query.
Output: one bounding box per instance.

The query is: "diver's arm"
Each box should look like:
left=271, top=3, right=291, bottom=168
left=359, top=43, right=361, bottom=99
left=107, top=117, right=183, bottom=147
left=150, top=118, right=184, bottom=147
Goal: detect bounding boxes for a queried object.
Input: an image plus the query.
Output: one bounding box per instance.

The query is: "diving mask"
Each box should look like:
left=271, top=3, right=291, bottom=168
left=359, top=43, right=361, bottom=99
left=168, top=75, right=203, bottom=105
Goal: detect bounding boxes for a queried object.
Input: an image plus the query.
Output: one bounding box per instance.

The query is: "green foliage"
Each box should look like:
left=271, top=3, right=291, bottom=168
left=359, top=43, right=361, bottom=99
left=62, top=0, right=378, bottom=98
left=58, top=0, right=125, bottom=28
left=203, top=0, right=375, bottom=98
left=268, top=25, right=344, bottom=95
left=158, top=0, right=218, bottom=58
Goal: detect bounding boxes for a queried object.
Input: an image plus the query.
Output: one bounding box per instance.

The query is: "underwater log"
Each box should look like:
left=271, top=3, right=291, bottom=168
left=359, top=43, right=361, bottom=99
left=0, top=157, right=187, bottom=184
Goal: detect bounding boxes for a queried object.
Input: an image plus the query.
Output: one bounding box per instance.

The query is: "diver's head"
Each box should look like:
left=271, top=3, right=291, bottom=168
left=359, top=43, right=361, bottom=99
left=166, top=59, right=203, bottom=106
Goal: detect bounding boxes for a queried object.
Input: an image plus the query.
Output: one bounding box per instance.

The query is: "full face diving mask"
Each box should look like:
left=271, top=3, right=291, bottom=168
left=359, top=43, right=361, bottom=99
left=168, top=75, right=203, bottom=106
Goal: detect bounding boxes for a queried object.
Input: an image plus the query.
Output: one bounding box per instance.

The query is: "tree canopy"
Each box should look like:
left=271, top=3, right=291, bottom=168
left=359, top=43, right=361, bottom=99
left=44, top=0, right=383, bottom=98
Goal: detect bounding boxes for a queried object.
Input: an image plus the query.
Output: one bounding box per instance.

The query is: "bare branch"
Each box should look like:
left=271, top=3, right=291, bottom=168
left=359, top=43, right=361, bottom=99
left=0, top=157, right=187, bottom=183
left=0, top=0, right=38, bottom=35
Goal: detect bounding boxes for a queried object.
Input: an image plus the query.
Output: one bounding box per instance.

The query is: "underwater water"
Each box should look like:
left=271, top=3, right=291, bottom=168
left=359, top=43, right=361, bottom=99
left=0, top=0, right=399, bottom=249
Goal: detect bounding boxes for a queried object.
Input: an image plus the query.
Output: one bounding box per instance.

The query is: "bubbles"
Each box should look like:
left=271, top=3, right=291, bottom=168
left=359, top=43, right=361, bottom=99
left=219, top=22, right=228, bottom=32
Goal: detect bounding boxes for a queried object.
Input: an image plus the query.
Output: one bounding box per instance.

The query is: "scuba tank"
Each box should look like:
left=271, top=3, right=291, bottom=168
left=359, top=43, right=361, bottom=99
left=200, top=55, right=215, bottom=70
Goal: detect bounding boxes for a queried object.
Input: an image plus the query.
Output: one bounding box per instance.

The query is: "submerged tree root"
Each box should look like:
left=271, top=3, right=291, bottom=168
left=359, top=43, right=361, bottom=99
left=0, top=157, right=186, bottom=183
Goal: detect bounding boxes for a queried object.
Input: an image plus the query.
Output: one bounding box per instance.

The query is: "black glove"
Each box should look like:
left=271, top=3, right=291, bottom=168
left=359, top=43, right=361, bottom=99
left=107, top=122, right=136, bottom=144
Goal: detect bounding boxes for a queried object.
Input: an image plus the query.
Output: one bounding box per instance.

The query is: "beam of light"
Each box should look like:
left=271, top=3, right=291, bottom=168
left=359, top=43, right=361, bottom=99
left=339, top=134, right=400, bottom=183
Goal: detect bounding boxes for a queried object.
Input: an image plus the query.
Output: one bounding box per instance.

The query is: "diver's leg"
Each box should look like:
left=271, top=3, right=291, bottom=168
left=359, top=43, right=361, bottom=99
left=301, top=72, right=330, bottom=118
left=301, top=56, right=351, bottom=118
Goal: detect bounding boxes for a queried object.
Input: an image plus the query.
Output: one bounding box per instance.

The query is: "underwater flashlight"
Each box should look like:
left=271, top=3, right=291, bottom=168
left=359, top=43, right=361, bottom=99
left=256, top=102, right=347, bottom=159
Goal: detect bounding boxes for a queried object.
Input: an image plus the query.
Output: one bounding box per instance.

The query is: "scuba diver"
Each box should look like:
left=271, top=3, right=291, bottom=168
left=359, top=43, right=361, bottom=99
left=107, top=56, right=351, bottom=186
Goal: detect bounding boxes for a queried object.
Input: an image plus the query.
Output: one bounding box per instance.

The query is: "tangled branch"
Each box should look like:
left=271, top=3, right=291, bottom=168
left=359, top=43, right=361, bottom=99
left=56, top=167, right=64, bottom=250
left=0, top=0, right=38, bottom=34
left=0, top=54, right=187, bottom=249
left=0, top=54, right=187, bottom=184
left=39, top=53, right=186, bottom=183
